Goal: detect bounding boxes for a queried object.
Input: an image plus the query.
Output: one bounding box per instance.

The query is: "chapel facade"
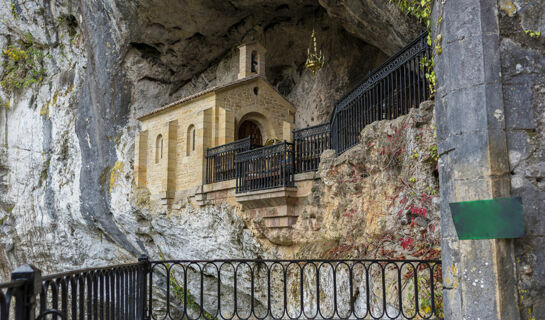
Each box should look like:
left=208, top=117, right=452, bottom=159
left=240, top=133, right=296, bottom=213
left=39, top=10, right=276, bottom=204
left=134, top=43, right=296, bottom=202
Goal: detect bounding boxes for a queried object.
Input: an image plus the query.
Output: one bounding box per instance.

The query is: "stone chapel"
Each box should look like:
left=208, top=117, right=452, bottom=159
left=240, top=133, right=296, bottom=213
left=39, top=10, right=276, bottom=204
left=134, top=43, right=296, bottom=202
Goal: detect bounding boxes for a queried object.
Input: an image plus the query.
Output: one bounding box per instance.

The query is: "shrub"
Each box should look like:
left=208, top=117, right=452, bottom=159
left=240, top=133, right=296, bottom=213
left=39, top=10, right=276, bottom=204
left=1, top=34, right=47, bottom=92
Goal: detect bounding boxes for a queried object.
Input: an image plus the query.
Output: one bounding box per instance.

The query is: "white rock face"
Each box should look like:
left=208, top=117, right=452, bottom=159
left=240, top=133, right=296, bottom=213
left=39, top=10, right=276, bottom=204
left=0, top=0, right=421, bottom=298
left=0, top=1, right=431, bottom=315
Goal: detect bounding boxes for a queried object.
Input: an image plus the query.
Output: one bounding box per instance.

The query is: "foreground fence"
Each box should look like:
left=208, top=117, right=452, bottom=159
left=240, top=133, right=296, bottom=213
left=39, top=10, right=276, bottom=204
left=0, top=257, right=443, bottom=319
left=149, top=259, right=443, bottom=320
left=0, top=258, right=148, bottom=320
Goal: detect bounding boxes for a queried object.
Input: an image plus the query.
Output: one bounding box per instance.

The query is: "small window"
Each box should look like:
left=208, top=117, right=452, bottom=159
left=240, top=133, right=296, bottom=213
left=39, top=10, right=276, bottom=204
left=253, top=87, right=259, bottom=95
left=155, top=134, right=163, bottom=164
left=187, top=125, right=196, bottom=156
left=192, top=128, right=196, bottom=151
left=251, top=50, right=258, bottom=73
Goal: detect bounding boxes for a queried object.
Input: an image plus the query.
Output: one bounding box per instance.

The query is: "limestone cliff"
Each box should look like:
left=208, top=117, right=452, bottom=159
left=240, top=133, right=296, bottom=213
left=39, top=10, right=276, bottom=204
left=0, top=0, right=423, bottom=279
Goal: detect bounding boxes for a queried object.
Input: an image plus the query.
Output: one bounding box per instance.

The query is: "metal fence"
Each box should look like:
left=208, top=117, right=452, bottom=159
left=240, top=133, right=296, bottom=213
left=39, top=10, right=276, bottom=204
left=330, top=31, right=431, bottom=154
left=293, top=123, right=330, bottom=174
left=293, top=31, right=432, bottom=159
left=0, top=257, right=148, bottom=320
left=205, top=137, right=252, bottom=184
left=148, top=259, right=443, bottom=319
left=235, top=141, right=295, bottom=194
left=1, top=257, right=443, bottom=319
left=203, top=32, right=431, bottom=191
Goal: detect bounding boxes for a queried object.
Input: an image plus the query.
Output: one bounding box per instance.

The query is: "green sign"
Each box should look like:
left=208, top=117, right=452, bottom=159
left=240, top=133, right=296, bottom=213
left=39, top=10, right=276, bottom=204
left=449, top=197, right=524, bottom=240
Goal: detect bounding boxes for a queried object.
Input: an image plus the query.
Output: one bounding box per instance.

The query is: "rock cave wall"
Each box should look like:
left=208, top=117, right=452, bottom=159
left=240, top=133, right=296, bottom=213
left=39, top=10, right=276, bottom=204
left=0, top=0, right=423, bottom=280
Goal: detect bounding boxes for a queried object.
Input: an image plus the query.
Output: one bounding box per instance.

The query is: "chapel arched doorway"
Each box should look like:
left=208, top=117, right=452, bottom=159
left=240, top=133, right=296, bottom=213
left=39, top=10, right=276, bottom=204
left=238, top=120, right=262, bottom=147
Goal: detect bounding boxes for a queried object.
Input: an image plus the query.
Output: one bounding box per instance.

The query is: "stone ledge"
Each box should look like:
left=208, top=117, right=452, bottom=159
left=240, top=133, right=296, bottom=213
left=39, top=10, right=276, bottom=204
left=294, top=171, right=319, bottom=182
left=235, top=187, right=298, bottom=206
left=202, top=179, right=236, bottom=193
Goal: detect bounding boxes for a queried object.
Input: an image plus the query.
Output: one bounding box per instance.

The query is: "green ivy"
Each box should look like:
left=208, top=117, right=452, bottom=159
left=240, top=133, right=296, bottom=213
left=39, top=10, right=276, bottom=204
left=1, top=34, right=47, bottom=93
left=390, top=0, right=442, bottom=95
left=525, top=30, right=541, bottom=38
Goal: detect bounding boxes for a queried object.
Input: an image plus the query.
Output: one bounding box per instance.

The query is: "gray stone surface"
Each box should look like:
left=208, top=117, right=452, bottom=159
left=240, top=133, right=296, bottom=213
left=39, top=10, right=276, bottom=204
left=434, top=0, right=520, bottom=319
left=0, top=0, right=419, bottom=278
left=499, top=2, right=545, bottom=318
left=435, top=0, right=545, bottom=318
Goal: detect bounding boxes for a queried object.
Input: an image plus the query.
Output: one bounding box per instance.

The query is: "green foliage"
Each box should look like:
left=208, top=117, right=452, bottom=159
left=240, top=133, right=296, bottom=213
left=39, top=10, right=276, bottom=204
left=390, top=0, right=433, bottom=27
left=10, top=2, right=17, bottom=19
left=525, top=29, right=541, bottom=38
left=1, top=34, right=47, bottom=93
left=390, top=0, right=442, bottom=95
left=0, top=97, right=9, bottom=109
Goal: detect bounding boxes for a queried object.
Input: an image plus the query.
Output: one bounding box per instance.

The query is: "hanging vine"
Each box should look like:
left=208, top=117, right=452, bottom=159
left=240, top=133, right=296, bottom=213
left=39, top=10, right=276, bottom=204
left=390, top=0, right=443, bottom=95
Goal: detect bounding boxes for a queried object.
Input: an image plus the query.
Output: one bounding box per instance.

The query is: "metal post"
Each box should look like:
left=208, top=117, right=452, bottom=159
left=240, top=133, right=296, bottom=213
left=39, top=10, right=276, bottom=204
left=137, top=255, right=150, bottom=320
left=11, top=264, right=42, bottom=320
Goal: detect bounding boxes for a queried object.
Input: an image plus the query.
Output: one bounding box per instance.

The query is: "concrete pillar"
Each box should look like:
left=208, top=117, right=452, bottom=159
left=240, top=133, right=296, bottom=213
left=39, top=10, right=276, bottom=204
left=433, top=0, right=519, bottom=318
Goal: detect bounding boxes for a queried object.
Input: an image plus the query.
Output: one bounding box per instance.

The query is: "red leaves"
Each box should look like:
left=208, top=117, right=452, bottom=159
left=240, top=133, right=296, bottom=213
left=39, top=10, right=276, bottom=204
left=410, top=206, right=427, bottom=218
left=400, top=237, right=413, bottom=250
left=400, top=197, right=408, bottom=204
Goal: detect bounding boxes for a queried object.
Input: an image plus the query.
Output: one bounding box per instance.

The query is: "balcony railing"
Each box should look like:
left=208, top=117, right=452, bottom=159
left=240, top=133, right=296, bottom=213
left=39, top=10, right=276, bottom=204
left=205, top=137, right=252, bottom=184
left=205, top=32, right=431, bottom=193
left=293, top=31, right=432, bottom=160
left=330, top=31, right=431, bottom=154
left=293, top=123, right=330, bottom=173
left=235, top=141, right=295, bottom=194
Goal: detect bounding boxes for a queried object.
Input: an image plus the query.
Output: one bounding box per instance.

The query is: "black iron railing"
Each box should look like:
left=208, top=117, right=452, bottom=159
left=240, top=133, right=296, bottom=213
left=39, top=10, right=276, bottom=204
left=203, top=32, right=431, bottom=192
left=235, top=142, right=295, bottom=194
left=331, top=31, right=431, bottom=154
left=0, top=257, right=149, bottom=320
left=293, top=123, right=330, bottom=173
left=205, top=137, right=252, bottom=184
left=1, top=257, right=443, bottom=319
left=148, top=259, right=443, bottom=320
left=292, top=31, right=432, bottom=161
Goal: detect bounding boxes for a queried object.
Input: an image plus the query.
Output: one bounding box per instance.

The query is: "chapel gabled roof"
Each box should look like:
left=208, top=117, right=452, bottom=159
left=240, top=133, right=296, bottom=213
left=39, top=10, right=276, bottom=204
left=137, top=75, right=295, bottom=121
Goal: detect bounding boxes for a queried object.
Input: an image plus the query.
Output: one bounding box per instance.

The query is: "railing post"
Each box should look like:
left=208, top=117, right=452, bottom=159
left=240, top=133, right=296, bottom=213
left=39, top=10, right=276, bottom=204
left=11, top=264, right=42, bottom=320
left=137, top=255, right=150, bottom=320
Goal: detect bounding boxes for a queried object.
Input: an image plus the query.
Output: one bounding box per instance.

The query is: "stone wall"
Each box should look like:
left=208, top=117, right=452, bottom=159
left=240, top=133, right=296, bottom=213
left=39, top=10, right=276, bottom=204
left=215, top=77, right=295, bottom=141
left=263, top=102, right=441, bottom=261
left=433, top=0, right=545, bottom=318
left=499, top=1, right=545, bottom=318
left=136, top=77, right=295, bottom=199
left=138, top=94, right=214, bottom=194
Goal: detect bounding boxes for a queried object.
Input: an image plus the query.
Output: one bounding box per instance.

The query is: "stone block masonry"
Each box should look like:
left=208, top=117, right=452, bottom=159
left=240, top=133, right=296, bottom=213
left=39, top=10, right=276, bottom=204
left=433, top=0, right=545, bottom=318
left=135, top=76, right=295, bottom=203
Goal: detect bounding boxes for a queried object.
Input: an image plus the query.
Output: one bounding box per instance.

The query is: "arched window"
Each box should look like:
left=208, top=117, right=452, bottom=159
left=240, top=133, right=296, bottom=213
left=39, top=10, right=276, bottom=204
left=155, top=134, right=163, bottom=163
left=187, top=125, right=196, bottom=156
left=251, top=50, right=258, bottom=73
